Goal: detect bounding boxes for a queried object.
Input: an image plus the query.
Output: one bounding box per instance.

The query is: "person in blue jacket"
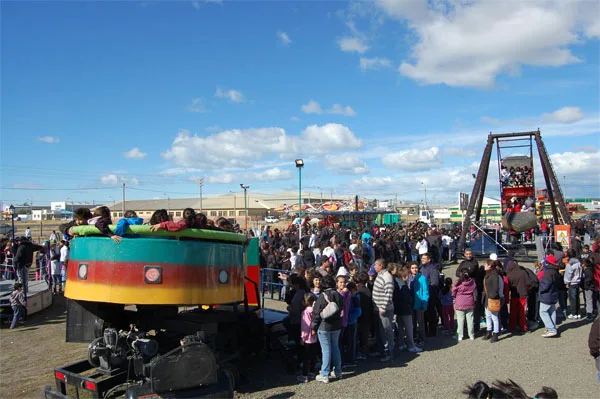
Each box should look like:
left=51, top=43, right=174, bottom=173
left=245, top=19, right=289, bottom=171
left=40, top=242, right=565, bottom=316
left=114, top=210, right=144, bottom=237
left=409, top=261, right=429, bottom=345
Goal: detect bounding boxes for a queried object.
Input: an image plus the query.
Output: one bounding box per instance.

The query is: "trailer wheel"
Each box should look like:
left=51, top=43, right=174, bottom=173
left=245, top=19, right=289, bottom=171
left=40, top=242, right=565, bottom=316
left=221, top=364, right=240, bottom=391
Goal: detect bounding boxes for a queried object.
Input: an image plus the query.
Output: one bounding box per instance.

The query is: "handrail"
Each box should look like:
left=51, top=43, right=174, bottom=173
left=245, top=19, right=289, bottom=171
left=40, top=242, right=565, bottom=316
left=260, top=267, right=289, bottom=305
left=70, top=225, right=247, bottom=243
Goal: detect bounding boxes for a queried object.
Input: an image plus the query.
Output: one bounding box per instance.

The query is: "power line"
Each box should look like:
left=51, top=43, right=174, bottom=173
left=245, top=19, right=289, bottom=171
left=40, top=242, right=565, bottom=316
left=1, top=186, right=119, bottom=191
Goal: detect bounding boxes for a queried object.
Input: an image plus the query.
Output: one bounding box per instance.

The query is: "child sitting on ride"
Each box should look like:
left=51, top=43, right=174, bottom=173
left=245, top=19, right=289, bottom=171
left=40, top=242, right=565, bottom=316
left=114, top=210, right=144, bottom=237
left=150, top=208, right=208, bottom=232
left=148, top=209, right=170, bottom=225
left=59, top=208, right=93, bottom=240
left=88, top=206, right=122, bottom=243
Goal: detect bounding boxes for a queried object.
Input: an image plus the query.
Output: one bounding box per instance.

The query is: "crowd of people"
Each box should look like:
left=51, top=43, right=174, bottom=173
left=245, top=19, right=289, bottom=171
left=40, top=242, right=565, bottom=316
left=258, top=220, right=600, bottom=384
left=500, top=163, right=534, bottom=188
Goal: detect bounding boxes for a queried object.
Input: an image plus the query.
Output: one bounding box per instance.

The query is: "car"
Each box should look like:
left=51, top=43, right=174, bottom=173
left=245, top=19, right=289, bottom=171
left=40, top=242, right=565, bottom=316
left=264, top=216, right=279, bottom=223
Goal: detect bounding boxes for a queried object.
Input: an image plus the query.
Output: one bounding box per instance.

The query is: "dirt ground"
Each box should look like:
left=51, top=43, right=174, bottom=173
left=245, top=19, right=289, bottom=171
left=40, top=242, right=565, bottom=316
left=0, top=295, right=87, bottom=398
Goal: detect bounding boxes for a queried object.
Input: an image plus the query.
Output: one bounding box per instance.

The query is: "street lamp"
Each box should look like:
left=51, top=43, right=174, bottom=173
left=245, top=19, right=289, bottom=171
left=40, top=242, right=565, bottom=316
left=164, top=193, right=170, bottom=215
left=240, top=184, right=250, bottom=231
left=9, top=205, right=15, bottom=241
left=229, top=191, right=237, bottom=224
left=295, top=159, right=304, bottom=246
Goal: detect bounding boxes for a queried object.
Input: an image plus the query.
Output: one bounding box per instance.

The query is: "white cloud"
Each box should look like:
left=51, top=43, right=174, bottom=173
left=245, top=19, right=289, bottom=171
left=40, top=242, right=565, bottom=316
left=352, top=176, right=393, bottom=188
left=382, top=147, right=443, bottom=171
left=100, top=174, right=139, bottom=185
left=215, top=87, right=245, bottom=103
left=277, top=31, right=292, bottom=46
left=359, top=57, right=392, bottom=71
left=480, top=116, right=500, bottom=125
left=542, top=106, right=584, bottom=124
left=444, top=146, right=478, bottom=158
left=205, top=125, right=221, bottom=132
left=337, top=36, right=369, bottom=53
left=373, top=0, right=599, bottom=88
left=323, top=155, right=369, bottom=175
left=328, top=104, right=356, bottom=116
left=572, top=145, right=597, bottom=153
left=290, top=116, right=300, bottom=122
left=550, top=150, right=600, bottom=193
left=185, top=98, right=207, bottom=113
left=123, top=147, right=147, bottom=160
left=37, top=136, right=59, bottom=144
left=207, top=167, right=292, bottom=184
left=162, top=124, right=362, bottom=170
left=191, top=1, right=200, bottom=9
left=301, top=100, right=323, bottom=114
left=100, top=174, right=119, bottom=185
left=301, top=100, right=356, bottom=116
left=301, top=124, right=362, bottom=153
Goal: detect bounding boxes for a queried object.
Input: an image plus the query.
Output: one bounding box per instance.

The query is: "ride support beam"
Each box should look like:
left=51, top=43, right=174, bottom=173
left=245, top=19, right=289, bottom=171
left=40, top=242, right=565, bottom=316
left=534, top=131, right=570, bottom=225
left=458, top=134, right=494, bottom=250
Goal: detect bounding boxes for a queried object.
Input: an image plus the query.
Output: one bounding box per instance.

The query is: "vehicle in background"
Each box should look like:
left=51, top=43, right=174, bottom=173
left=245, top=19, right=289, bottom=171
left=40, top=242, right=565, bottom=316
left=0, top=223, right=11, bottom=235
left=264, top=216, right=279, bottom=223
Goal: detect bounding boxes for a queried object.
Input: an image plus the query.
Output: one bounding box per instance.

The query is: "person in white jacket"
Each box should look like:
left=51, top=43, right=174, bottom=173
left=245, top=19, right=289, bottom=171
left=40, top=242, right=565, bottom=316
left=564, top=249, right=582, bottom=319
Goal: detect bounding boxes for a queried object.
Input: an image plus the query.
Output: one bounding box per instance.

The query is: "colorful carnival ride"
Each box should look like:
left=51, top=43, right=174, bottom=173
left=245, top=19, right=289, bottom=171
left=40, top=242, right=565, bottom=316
left=458, top=129, right=570, bottom=250
left=45, top=225, right=268, bottom=399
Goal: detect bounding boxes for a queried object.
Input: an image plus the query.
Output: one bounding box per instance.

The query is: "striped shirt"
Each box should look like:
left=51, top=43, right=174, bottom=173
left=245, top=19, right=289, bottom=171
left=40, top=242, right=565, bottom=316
left=372, top=270, right=394, bottom=313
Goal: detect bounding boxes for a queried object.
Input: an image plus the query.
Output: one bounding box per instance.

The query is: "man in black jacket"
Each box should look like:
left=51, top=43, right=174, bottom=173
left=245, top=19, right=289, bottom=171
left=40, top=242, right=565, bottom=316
left=13, top=238, right=43, bottom=298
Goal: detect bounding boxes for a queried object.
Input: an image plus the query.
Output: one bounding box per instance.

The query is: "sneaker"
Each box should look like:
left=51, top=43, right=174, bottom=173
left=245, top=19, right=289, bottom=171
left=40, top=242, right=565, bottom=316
left=567, top=314, right=575, bottom=319
left=329, top=371, right=342, bottom=379
left=575, top=314, right=581, bottom=319
left=380, top=354, right=392, bottom=362
left=457, top=337, right=463, bottom=341
left=296, top=376, right=309, bottom=383
left=541, top=330, right=558, bottom=338
left=397, top=345, right=408, bottom=351
left=469, top=337, right=475, bottom=341
left=356, top=354, right=366, bottom=360
left=408, top=346, right=423, bottom=353
left=483, top=331, right=492, bottom=340
left=316, top=374, right=329, bottom=384
left=490, top=333, right=499, bottom=343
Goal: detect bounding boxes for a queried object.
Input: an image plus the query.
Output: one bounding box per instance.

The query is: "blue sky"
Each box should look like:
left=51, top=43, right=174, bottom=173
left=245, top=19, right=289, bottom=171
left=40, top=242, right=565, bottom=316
left=1, top=0, right=599, bottom=208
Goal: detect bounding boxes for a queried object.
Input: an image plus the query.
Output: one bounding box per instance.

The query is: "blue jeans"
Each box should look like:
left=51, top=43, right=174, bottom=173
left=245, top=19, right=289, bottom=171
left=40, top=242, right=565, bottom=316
left=10, top=305, right=25, bottom=329
left=19, top=267, right=29, bottom=298
left=411, top=254, right=418, bottom=262
left=567, top=285, right=580, bottom=316
left=539, top=302, right=557, bottom=333
left=317, top=329, right=342, bottom=377
left=485, top=307, right=500, bottom=333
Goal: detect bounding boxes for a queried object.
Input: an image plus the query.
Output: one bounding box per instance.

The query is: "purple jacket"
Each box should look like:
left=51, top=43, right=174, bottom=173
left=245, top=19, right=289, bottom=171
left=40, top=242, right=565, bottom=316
left=452, top=278, right=476, bottom=311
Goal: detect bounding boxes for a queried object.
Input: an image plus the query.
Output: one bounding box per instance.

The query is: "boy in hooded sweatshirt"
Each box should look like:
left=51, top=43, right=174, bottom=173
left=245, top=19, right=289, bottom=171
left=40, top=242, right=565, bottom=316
left=564, top=248, right=582, bottom=319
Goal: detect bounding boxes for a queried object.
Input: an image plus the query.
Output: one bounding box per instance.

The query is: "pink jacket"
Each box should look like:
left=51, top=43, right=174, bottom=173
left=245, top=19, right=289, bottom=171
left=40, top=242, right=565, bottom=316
left=452, top=278, right=476, bottom=311
left=300, top=306, right=317, bottom=344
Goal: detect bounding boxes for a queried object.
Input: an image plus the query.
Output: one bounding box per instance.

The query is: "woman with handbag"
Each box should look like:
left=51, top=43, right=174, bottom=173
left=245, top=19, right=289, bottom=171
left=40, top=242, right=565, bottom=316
left=311, top=275, right=344, bottom=383
left=483, top=259, right=502, bottom=342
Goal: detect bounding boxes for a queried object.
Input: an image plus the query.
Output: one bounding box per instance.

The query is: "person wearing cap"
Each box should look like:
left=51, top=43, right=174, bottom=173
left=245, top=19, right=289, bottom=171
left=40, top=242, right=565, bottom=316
left=539, top=254, right=561, bottom=338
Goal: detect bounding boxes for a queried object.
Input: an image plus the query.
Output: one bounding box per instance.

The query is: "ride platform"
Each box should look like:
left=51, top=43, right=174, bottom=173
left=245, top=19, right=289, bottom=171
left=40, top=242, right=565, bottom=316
left=0, top=278, right=53, bottom=321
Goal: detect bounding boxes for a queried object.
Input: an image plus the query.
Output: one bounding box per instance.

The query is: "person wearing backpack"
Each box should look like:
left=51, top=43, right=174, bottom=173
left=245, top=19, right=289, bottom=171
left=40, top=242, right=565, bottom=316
left=311, top=275, right=344, bottom=384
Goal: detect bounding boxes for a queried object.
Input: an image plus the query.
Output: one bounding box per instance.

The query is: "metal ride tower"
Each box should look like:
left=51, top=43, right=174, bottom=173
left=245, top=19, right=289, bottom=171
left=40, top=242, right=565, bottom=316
left=457, top=129, right=570, bottom=250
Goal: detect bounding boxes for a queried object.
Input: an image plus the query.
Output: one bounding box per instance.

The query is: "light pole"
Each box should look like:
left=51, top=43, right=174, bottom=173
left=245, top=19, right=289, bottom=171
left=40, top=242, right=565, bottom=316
left=317, top=186, right=323, bottom=206
left=9, top=205, right=15, bottom=241
left=229, top=190, right=237, bottom=224
left=26, top=197, right=32, bottom=220
left=198, top=177, right=204, bottom=213
left=295, top=159, right=304, bottom=246
left=164, top=193, right=170, bottom=215
left=66, top=197, right=72, bottom=220
left=240, top=184, right=249, bottom=231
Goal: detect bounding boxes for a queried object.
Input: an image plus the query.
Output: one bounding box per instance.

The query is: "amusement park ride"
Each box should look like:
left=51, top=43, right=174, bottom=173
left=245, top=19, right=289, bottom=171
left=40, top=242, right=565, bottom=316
left=44, top=226, right=269, bottom=399
left=458, top=129, right=571, bottom=250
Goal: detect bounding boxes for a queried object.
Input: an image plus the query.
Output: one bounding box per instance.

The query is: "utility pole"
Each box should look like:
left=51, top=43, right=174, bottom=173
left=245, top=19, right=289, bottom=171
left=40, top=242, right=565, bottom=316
left=240, top=184, right=250, bottom=231
left=230, top=191, right=237, bottom=223
left=122, top=183, right=126, bottom=216
left=330, top=188, right=333, bottom=202
left=198, top=177, right=204, bottom=213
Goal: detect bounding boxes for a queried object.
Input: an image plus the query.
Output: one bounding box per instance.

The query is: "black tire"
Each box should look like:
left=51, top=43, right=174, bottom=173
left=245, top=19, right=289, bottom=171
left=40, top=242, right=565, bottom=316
left=221, top=364, right=240, bottom=390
